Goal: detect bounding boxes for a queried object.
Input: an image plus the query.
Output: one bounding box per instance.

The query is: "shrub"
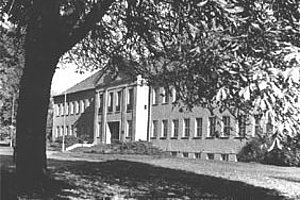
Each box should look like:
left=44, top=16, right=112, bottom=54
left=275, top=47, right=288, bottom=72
left=237, top=137, right=267, bottom=163
left=238, top=136, right=300, bottom=167
left=54, top=135, right=83, bottom=147
left=80, top=140, right=168, bottom=156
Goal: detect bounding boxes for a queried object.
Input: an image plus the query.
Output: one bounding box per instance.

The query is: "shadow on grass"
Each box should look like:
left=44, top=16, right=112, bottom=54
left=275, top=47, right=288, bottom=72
left=1, top=155, right=288, bottom=199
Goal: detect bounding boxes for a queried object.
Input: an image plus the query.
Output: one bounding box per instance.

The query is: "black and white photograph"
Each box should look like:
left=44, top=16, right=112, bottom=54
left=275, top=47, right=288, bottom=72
left=1, top=0, right=300, bottom=199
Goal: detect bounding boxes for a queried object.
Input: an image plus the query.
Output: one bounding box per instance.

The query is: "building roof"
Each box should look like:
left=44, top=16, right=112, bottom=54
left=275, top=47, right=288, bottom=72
left=55, top=70, right=104, bottom=96
left=54, top=67, right=135, bottom=97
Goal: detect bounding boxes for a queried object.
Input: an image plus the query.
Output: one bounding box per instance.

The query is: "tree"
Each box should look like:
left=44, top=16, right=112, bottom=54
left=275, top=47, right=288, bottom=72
left=0, top=26, right=22, bottom=135
left=1, top=0, right=300, bottom=192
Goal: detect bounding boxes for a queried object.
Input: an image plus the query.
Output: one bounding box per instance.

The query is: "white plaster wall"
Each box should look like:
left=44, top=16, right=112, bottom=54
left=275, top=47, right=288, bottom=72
left=135, top=76, right=149, bottom=141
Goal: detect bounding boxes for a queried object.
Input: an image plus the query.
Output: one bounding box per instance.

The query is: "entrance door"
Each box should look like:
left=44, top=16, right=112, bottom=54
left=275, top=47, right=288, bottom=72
left=108, top=122, right=120, bottom=143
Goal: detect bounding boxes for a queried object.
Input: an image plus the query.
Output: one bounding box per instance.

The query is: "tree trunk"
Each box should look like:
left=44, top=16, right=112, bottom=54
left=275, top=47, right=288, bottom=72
left=15, top=35, right=59, bottom=191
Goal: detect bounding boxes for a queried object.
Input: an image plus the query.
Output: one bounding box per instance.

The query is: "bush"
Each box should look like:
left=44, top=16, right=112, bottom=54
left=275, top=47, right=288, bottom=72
left=79, top=140, right=168, bottom=156
left=54, top=135, right=83, bottom=148
left=237, top=137, right=267, bottom=163
left=238, top=136, right=300, bottom=167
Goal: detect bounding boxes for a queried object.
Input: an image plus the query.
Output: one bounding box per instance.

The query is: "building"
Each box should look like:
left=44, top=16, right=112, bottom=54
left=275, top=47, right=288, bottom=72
left=52, top=69, right=268, bottom=161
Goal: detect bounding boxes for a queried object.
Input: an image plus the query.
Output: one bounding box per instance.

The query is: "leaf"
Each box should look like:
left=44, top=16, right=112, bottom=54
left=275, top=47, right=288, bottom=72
left=251, top=23, right=261, bottom=29
left=197, top=0, right=208, bottom=7
left=225, top=6, right=244, bottom=14
left=258, top=81, right=268, bottom=90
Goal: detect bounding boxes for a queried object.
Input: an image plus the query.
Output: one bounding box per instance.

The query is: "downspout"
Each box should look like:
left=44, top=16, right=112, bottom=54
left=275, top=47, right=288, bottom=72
left=146, top=86, right=152, bottom=142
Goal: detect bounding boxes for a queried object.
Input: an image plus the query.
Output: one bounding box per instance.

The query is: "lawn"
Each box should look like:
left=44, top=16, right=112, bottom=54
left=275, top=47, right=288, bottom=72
left=1, top=151, right=300, bottom=199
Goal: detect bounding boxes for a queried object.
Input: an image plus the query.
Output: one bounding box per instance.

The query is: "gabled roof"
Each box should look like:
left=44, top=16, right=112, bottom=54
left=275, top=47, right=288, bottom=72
left=54, top=70, right=104, bottom=97
left=54, top=67, right=135, bottom=97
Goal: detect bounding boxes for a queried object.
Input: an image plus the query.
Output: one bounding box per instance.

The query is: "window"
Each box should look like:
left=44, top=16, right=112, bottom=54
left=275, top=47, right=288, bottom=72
left=108, top=92, right=113, bottom=113
left=183, top=118, right=190, bottom=137
left=266, top=117, right=273, bottom=134
left=66, top=126, right=69, bottom=136
left=56, top=126, right=60, bottom=137
left=161, top=120, right=168, bottom=138
left=171, top=152, right=177, bottom=157
left=127, top=88, right=133, bottom=111
left=86, top=99, right=90, bottom=108
left=60, top=104, right=64, bottom=116
left=56, top=105, right=60, bottom=116
left=195, top=118, right=203, bottom=137
left=172, top=120, right=179, bottom=138
left=208, top=116, right=216, bottom=137
left=75, top=101, right=79, bottom=114
left=162, top=88, right=169, bottom=104
left=99, top=94, right=103, bottom=114
left=70, top=125, right=73, bottom=136
left=183, top=152, right=189, bottom=158
left=60, top=126, right=64, bottom=136
left=116, top=91, right=121, bottom=112
left=238, top=115, right=246, bottom=137
left=207, top=153, right=214, bottom=160
left=152, top=88, right=159, bottom=105
left=70, top=102, right=74, bottom=115
left=65, top=103, right=69, bottom=115
left=254, top=115, right=263, bottom=135
left=195, top=153, right=201, bottom=159
left=127, top=120, right=133, bottom=137
left=152, top=120, right=158, bottom=137
left=221, top=154, right=229, bottom=161
left=222, top=116, right=230, bottom=137
left=80, top=100, right=85, bottom=113
left=171, top=87, right=177, bottom=102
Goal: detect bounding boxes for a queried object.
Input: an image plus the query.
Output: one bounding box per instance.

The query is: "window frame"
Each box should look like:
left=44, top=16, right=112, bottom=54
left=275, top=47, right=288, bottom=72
left=161, top=119, right=168, bottom=138
left=151, top=120, right=158, bottom=138
left=195, top=118, right=203, bottom=137
left=222, top=116, right=231, bottom=137
left=172, top=119, right=179, bottom=138
left=208, top=116, right=216, bottom=137
left=183, top=118, right=190, bottom=137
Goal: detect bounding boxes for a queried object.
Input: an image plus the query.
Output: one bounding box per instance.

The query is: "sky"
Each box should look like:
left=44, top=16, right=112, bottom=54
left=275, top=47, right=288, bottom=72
left=51, top=63, right=98, bottom=96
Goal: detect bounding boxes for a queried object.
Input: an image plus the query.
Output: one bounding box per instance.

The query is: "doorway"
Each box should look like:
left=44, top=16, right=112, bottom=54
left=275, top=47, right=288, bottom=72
left=108, top=122, right=120, bottom=143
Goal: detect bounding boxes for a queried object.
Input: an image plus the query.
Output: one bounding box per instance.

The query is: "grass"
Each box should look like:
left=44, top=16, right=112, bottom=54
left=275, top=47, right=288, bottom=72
left=2, top=151, right=300, bottom=200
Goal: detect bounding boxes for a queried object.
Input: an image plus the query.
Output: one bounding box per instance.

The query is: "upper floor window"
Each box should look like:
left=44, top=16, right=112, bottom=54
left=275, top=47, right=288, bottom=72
left=85, top=99, right=90, bottom=108
left=60, top=104, right=64, bottom=116
left=127, top=88, right=134, bottom=111
left=183, top=118, right=190, bottom=137
left=75, top=101, right=79, bottom=114
left=238, top=115, right=247, bottom=137
left=70, top=102, right=74, bottom=115
left=171, top=87, right=177, bottom=103
left=208, top=116, right=216, bottom=137
left=266, top=117, right=273, bottom=135
left=80, top=100, right=85, bottom=113
left=162, top=88, right=169, bottom=104
left=152, top=88, right=159, bottom=105
left=99, top=94, right=103, bottom=114
left=116, top=91, right=122, bottom=112
left=65, top=103, right=69, bottom=115
left=56, top=104, right=60, bottom=117
left=172, top=119, right=179, bottom=138
left=254, top=114, right=263, bottom=136
left=195, top=118, right=203, bottom=137
left=108, top=92, right=113, bottom=113
left=222, top=116, right=230, bottom=137
left=162, top=120, right=168, bottom=138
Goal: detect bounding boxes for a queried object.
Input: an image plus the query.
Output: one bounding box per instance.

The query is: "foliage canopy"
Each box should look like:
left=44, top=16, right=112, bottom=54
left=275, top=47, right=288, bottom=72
left=2, top=0, right=300, bottom=141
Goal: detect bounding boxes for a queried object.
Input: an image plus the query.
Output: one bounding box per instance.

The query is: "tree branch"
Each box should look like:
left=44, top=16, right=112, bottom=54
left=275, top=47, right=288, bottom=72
left=60, top=0, right=115, bottom=55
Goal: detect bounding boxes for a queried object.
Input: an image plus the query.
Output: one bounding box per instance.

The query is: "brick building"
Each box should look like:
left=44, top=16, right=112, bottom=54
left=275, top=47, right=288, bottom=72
left=53, top=69, right=267, bottom=161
